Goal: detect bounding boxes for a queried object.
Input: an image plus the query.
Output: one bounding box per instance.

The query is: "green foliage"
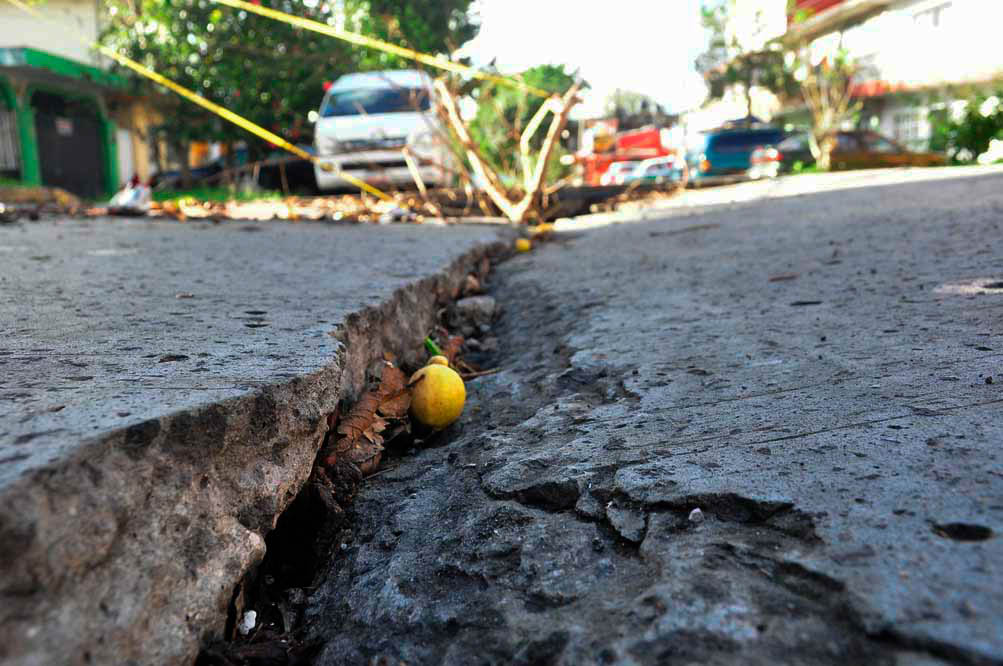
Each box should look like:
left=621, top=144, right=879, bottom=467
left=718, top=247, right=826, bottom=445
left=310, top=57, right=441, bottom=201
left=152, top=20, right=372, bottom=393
left=101, top=0, right=478, bottom=160
left=928, top=92, right=1003, bottom=163
left=695, top=1, right=799, bottom=106
left=363, top=0, right=479, bottom=55
left=467, top=64, right=578, bottom=183
left=152, top=185, right=281, bottom=203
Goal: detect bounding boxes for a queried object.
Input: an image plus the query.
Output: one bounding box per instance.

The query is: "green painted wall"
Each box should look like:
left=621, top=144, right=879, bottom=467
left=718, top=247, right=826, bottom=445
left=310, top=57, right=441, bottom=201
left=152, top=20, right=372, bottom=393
left=0, top=75, right=41, bottom=185
left=25, top=83, right=116, bottom=197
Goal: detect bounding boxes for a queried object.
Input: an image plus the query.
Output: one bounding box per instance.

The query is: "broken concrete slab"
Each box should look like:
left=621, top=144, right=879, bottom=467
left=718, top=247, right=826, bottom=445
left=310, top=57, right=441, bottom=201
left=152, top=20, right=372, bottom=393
left=304, top=171, right=1003, bottom=665
left=0, top=217, right=505, bottom=666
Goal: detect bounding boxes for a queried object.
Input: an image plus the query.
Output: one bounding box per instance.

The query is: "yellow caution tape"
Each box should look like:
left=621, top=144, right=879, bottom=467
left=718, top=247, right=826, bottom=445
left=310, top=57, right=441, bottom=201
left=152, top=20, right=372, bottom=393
left=211, top=0, right=552, bottom=99
left=3, top=0, right=393, bottom=201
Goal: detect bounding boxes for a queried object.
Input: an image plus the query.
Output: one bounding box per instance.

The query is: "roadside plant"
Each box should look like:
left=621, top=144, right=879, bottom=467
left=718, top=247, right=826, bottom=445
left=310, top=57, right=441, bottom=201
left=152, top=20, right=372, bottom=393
left=433, top=75, right=581, bottom=223
left=928, top=91, right=1003, bottom=163
left=788, top=43, right=858, bottom=171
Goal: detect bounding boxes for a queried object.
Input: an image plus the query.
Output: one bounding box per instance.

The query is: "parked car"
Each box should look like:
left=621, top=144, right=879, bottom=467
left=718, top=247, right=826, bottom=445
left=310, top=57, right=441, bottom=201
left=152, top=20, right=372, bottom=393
left=600, top=160, right=641, bottom=186
left=685, top=125, right=786, bottom=186
left=313, top=69, right=455, bottom=192
left=776, top=130, right=947, bottom=172
left=748, top=145, right=782, bottom=180
left=622, top=156, right=686, bottom=185
left=149, top=159, right=225, bottom=190
left=256, top=146, right=318, bottom=194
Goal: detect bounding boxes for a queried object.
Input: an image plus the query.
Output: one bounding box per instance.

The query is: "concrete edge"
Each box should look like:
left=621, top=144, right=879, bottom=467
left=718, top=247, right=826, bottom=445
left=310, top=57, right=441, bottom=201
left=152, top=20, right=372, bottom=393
left=0, top=235, right=510, bottom=666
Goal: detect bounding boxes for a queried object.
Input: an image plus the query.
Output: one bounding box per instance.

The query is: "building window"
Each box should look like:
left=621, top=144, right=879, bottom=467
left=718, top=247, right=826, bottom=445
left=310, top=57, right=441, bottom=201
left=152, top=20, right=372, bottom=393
left=893, top=108, right=926, bottom=150
left=914, top=1, right=952, bottom=28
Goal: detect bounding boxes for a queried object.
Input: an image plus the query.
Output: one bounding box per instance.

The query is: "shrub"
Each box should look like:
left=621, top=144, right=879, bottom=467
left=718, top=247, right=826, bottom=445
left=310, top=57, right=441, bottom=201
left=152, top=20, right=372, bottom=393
left=929, top=91, right=1003, bottom=163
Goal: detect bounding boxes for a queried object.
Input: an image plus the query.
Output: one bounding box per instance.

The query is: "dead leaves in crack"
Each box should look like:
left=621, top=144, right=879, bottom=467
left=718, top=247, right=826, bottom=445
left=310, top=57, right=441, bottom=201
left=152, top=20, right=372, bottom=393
left=324, top=362, right=411, bottom=476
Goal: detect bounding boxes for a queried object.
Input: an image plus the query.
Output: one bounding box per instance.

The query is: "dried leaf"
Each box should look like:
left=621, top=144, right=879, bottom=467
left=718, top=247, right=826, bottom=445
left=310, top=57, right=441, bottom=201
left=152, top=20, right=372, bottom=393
left=336, top=391, right=381, bottom=441
left=377, top=364, right=411, bottom=418
left=441, top=335, right=464, bottom=363
left=361, top=419, right=387, bottom=444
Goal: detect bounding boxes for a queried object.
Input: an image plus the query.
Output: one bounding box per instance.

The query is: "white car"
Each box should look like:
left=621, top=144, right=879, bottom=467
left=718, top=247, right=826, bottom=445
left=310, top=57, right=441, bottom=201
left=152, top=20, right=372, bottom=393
left=623, top=156, right=686, bottom=185
left=313, top=70, right=454, bottom=191
left=600, top=161, right=640, bottom=186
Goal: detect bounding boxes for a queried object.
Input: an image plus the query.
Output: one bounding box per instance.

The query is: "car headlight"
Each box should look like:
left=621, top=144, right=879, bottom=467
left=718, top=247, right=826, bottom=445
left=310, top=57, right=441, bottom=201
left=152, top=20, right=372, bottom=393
left=316, top=136, right=340, bottom=156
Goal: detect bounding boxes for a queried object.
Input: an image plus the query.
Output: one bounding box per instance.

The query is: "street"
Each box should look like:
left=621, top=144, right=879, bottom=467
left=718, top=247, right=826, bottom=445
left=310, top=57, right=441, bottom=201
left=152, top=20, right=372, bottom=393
left=2, top=168, right=1002, bottom=665
left=304, top=170, right=1003, bottom=665
left=4, top=0, right=1003, bottom=662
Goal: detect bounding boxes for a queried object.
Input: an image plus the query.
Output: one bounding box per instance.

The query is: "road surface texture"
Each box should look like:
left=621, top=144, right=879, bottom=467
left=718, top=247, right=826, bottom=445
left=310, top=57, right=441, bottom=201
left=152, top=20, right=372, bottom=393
left=564, top=165, right=1003, bottom=230
left=0, top=217, right=504, bottom=665
left=305, top=171, right=1003, bottom=665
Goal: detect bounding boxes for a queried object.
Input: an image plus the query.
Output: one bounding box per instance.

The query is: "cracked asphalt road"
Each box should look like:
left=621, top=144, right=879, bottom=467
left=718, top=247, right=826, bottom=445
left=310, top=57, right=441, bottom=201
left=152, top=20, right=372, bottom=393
left=308, top=172, right=1003, bottom=665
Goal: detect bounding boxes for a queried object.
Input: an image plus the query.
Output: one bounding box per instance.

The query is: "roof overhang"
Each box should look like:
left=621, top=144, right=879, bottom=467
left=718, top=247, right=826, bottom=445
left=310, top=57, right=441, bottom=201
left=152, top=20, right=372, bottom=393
left=783, top=0, right=896, bottom=44
left=0, top=47, right=126, bottom=91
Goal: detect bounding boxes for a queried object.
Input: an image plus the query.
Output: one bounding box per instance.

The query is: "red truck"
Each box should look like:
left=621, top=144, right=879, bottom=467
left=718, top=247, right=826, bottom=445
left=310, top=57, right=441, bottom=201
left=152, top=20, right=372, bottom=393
left=577, top=125, right=677, bottom=186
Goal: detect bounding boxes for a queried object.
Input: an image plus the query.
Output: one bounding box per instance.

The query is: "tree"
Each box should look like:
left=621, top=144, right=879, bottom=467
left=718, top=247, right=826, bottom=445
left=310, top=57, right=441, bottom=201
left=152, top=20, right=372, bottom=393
left=467, top=64, right=579, bottom=183
left=696, top=0, right=797, bottom=122
left=435, top=76, right=581, bottom=223
left=790, top=43, right=858, bottom=171
left=101, top=0, right=479, bottom=183
left=695, top=0, right=857, bottom=170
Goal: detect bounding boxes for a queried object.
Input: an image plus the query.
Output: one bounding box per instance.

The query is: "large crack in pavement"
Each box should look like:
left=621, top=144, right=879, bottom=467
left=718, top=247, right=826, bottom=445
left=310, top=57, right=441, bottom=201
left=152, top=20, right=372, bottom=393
left=286, top=230, right=959, bottom=665
left=209, top=174, right=1003, bottom=666
left=308, top=173, right=1003, bottom=665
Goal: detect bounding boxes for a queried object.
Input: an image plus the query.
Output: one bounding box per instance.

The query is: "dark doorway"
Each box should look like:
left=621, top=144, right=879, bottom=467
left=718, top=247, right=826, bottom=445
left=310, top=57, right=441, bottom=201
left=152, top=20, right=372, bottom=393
left=31, top=91, right=105, bottom=198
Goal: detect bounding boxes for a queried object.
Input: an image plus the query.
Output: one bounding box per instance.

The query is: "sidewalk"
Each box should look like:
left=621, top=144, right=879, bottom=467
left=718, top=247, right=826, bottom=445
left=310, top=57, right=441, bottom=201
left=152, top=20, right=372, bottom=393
left=0, top=217, right=504, bottom=665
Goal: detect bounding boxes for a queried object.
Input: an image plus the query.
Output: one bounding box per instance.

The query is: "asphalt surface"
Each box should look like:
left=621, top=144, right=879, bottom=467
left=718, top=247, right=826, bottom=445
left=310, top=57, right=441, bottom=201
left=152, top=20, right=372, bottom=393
left=305, top=171, right=1003, bottom=665
left=0, top=218, right=498, bottom=488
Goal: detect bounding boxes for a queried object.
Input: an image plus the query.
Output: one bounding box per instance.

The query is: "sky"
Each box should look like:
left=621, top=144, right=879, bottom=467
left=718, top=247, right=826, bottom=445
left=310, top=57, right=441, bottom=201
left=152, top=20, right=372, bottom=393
left=457, top=0, right=710, bottom=119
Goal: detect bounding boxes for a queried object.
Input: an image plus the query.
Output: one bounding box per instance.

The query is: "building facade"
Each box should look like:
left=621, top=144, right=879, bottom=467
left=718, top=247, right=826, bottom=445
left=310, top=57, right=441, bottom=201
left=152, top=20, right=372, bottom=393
left=0, top=0, right=156, bottom=198
left=784, top=0, right=1003, bottom=149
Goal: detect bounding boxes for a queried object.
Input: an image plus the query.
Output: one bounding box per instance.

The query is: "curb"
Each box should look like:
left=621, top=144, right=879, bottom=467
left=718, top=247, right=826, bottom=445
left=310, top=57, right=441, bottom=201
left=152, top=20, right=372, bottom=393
left=0, top=236, right=508, bottom=666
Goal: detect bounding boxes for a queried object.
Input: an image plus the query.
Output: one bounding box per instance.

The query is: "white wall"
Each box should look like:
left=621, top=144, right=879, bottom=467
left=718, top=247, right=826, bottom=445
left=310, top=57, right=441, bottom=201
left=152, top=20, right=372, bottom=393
left=724, top=0, right=789, bottom=53
left=0, top=0, right=101, bottom=65
left=837, top=0, right=1003, bottom=89
left=116, top=127, right=134, bottom=185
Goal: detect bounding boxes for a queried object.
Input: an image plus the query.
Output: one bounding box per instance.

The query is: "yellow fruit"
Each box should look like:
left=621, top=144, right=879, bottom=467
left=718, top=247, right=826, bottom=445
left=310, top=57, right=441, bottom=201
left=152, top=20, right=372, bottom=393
left=515, top=238, right=532, bottom=253
left=529, top=223, right=554, bottom=237
left=410, top=364, right=466, bottom=428
left=428, top=355, right=450, bottom=367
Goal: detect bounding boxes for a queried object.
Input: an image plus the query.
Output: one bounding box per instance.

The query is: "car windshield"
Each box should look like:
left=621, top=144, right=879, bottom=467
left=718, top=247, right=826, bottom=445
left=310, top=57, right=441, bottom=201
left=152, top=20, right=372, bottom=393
left=778, top=134, right=809, bottom=151
left=710, top=131, right=782, bottom=152
left=321, top=87, right=430, bottom=117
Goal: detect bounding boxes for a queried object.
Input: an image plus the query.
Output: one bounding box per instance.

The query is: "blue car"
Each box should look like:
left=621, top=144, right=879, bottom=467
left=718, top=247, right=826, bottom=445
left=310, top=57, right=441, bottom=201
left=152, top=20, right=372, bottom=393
left=686, top=126, right=786, bottom=186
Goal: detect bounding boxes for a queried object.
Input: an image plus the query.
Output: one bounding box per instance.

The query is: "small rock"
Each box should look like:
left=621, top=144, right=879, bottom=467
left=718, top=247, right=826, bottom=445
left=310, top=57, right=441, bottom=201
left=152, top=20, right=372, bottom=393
left=462, top=274, right=481, bottom=295
left=606, top=502, right=647, bottom=543
left=453, top=295, right=496, bottom=329
left=480, top=337, right=499, bottom=353
left=688, top=507, right=704, bottom=524
left=238, top=610, right=257, bottom=636
left=986, top=376, right=994, bottom=385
